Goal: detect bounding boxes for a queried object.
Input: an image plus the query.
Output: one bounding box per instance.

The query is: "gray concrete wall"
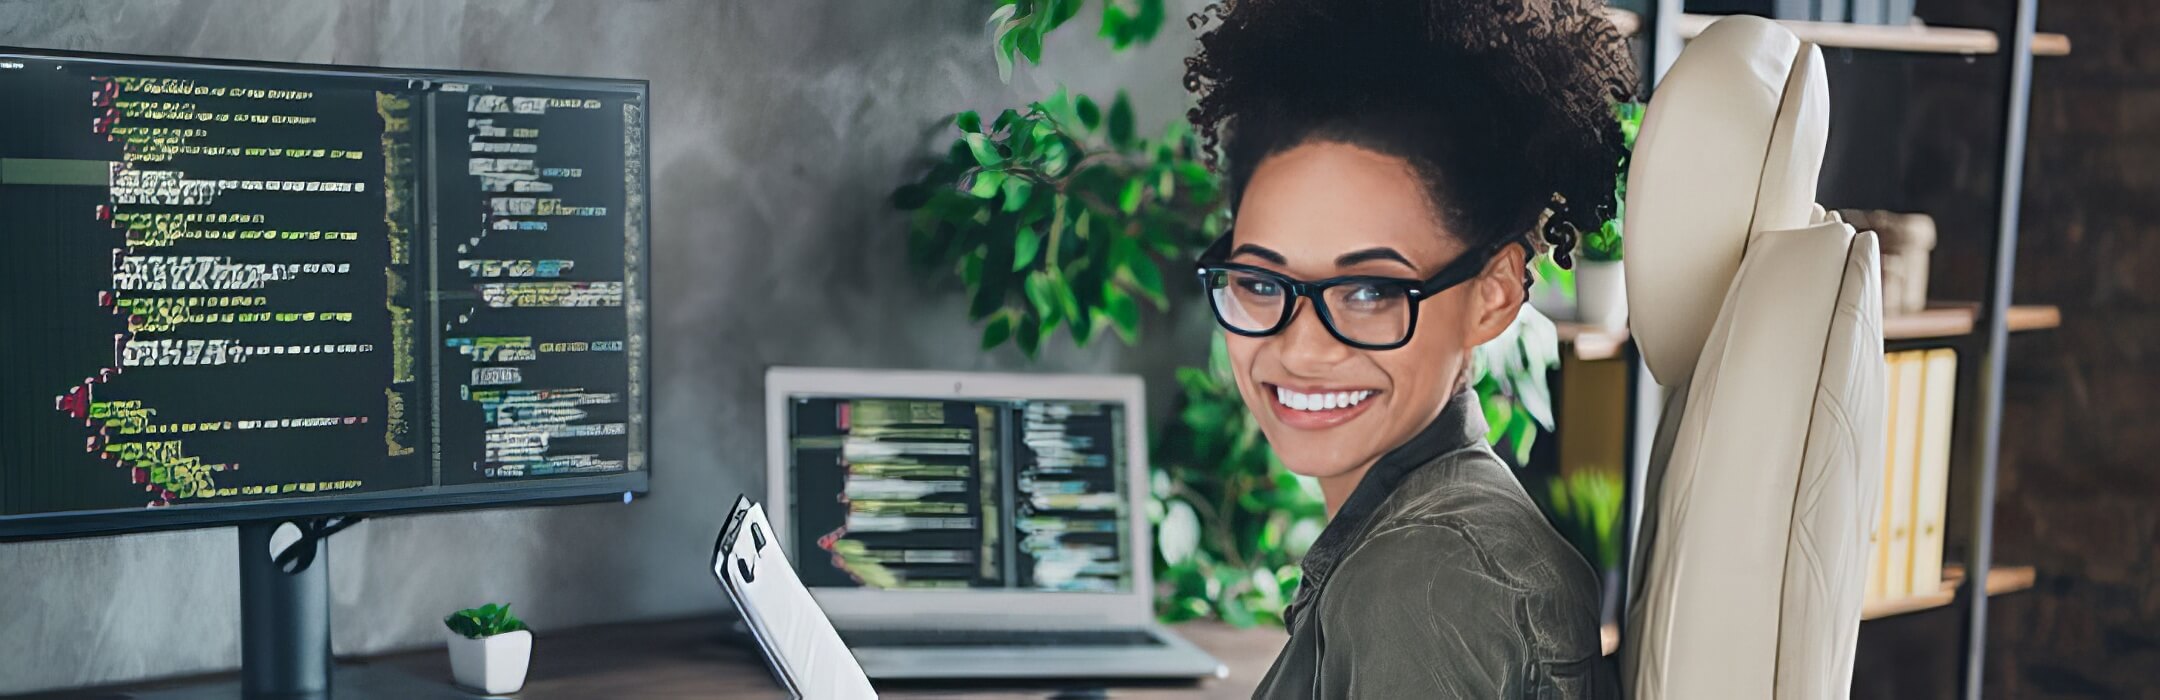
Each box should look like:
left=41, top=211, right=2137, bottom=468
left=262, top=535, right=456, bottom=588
left=0, top=0, right=1210, bottom=693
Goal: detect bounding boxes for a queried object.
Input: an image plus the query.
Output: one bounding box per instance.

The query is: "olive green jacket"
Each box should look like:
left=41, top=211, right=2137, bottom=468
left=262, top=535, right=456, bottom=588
left=1253, top=390, right=1615, bottom=699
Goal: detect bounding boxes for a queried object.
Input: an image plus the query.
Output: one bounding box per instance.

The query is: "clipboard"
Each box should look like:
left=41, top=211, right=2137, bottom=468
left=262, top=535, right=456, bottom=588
left=713, top=495, right=878, bottom=700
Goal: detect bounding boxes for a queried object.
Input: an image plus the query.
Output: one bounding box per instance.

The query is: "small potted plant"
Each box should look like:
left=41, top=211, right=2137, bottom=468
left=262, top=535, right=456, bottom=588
left=444, top=603, right=532, bottom=695
left=1575, top=101, right=1642, bottom=330
left=1575, top=219, right=1626, bottom=329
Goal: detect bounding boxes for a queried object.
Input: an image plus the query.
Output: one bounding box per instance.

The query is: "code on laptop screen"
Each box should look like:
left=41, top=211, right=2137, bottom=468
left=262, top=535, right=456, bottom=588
left=786, top=397, right=1130, bottom=593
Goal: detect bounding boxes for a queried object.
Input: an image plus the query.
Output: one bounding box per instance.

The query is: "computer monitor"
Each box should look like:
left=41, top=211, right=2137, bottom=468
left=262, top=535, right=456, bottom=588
left=764, top=368, right=1156, bottom=628
left=0, top=47, right=651, bottom=541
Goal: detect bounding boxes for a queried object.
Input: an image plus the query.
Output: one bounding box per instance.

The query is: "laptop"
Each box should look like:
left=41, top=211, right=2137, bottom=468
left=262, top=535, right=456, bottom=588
left=764, top=367, right=1227, bottom=681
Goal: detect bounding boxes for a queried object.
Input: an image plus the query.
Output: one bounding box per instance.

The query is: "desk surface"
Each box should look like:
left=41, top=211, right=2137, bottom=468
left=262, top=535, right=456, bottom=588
left=40, top=616, right=1287, bottom=699
left=381, top=616, right=1288, bottom=699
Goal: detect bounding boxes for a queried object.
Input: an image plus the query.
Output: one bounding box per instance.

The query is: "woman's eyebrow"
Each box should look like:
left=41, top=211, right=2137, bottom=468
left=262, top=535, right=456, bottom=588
left=1229, top=243, right=1287, bottom=264
left=1335, top=247, right=1416, bottom=269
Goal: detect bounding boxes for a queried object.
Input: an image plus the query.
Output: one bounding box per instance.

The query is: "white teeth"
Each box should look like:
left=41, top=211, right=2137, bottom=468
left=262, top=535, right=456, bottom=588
left=1273, top=387, right=1374, bottom=413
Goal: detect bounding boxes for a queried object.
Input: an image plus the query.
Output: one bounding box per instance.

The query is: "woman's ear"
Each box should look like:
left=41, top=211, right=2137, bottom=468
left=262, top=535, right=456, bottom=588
left=1464, top=243, right=1528, bottom=346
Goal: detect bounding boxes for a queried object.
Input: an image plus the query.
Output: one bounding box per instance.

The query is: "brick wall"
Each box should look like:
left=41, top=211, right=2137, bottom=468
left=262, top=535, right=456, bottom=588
left=1874, top=1, right=2160, bottom=697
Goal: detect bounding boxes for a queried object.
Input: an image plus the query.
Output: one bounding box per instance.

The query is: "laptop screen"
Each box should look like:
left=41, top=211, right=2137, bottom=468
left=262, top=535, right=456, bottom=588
left=784, top=395, right=1132, bottom=593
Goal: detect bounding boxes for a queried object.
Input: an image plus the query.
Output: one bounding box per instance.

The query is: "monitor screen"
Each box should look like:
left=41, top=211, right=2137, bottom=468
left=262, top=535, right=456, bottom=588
left=0, top=49, right=649, bottom=539
left=784, top=395, right=1132, bottom=593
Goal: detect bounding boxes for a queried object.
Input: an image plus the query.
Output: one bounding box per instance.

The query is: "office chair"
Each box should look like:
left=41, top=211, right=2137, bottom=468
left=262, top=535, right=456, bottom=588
left=1618, top=15, right=1888, bottom=699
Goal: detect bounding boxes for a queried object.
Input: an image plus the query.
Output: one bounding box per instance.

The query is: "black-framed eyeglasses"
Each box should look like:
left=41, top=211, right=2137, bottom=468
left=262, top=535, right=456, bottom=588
left=1192, top=232, right=1509, bottom=351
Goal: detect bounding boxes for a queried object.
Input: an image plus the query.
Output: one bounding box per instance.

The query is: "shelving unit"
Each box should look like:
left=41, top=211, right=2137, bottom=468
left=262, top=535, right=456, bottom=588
left=1600, top=4, right=2064, bottom=699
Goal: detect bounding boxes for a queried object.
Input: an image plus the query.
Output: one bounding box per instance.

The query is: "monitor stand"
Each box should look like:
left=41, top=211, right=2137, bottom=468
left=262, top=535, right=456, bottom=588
left=119, top=518, right=479, bottom=699
left=238, top=519, right=333, bottom=698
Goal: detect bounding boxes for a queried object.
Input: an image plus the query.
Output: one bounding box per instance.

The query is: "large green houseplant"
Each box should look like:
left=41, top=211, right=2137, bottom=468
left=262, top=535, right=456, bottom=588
left=891, top=0, right=1561, bottom=625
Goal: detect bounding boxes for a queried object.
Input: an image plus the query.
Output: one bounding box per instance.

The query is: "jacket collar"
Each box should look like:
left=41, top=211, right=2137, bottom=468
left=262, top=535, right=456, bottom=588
left=1284, top=387, right=1489, bottom=629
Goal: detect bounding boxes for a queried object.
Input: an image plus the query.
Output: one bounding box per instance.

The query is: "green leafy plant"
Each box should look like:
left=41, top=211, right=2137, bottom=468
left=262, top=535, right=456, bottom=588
left=893, top=89, right=1224, bottom=356
left=1543, top=469, right=1625, bottom=571
left=892, top=1, right=1561, bottom=628
left=444, top=603, right=529, bottom=640
left=1579, top=101, right=1643, bottom=264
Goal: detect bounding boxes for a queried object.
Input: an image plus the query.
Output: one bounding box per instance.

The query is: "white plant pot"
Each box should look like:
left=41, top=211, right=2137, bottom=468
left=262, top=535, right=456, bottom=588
left=1575, top=260, right=1628, bottom=331
left=448, top=629, right=531, bottom=695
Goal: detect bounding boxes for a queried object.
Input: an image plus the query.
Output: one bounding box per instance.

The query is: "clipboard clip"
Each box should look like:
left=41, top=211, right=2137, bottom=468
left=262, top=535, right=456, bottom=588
left=735, top=521, right=768, bottom=583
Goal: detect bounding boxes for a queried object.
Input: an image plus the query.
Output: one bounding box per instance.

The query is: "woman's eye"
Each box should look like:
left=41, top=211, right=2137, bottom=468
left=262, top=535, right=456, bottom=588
left=1235, top=276, right=1281, bottom=296
left=1345, top=283, right=1389, bottom=303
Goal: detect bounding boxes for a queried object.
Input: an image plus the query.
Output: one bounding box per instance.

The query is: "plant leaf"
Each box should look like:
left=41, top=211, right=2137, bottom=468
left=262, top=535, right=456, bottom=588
left=963, top=133, right=1001, bottom=167
left=1108, top=92, right=1135, bottom=148
left=1126, top=254, right=1166, bottom=307
left=955, top=110, right=982, bottom=133
left=1105, top=280, right=1140, bottom=341
left=1117, top=178, right=1143, bottom=215
left=1076, top=95, right=1101, bottom=130
left=994, top=33, right=1015, bottom=82
left=1011, top=228, right=1041, bottom=271
left=1023, top=271, right=1057, bottom=319
left=1017, top=25, right=1044, bottom=63
left=1000, top=176, right=1033, bottom=213
left=1015, top=318, right=1042, bottom=357
left=981, top=313, right=1013, bottom=349
left=967, top=170, right=1006, bottom=199
left=1104, top=284, right=1140, bottom=343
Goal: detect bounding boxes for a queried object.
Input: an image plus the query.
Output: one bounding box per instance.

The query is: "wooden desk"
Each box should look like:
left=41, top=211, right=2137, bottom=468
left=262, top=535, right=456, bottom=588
left=36, top=616, right=1287, bottom=699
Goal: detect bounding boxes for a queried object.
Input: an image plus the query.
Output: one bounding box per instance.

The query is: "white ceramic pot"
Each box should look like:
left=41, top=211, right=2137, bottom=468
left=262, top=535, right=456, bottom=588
left=1575, top=260, right=1628, bottom=331
left=448, top=629, right=532, bottom=695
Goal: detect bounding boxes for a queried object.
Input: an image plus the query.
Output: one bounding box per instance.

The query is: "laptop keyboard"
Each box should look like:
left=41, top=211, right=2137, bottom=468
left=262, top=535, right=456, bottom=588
left=840, top=628, right=1165, bottom=649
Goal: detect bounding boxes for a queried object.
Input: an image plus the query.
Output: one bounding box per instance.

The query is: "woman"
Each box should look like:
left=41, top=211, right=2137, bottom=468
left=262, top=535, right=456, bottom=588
left=1182, top=0, right=1633, bottom=697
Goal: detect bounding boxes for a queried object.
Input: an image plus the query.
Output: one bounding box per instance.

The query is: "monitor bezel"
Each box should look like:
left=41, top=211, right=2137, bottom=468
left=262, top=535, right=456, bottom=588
left=0, top=46, right=654, bottom=542
left=764, top=367, right=1156, bottom=629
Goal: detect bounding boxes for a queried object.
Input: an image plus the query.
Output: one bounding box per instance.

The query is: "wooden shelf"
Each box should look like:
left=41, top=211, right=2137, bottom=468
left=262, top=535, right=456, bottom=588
left=1885, top=303, right=2063, bottom=340
left=2007, top=304, right=2063, bottom=332
left=1602, top=8, right=2071, bottom=57
left=1555, top=321, right=1630, bottom=362
left=1862, top=564, right=2037, bottom=621
left=1554, top=303, right=2055, bottom=359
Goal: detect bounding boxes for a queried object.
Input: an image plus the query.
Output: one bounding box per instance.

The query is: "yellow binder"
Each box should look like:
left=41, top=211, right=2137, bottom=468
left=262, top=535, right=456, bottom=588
left=1867, top=352, right=1901, bottom=604
left=1882, top=351, right=1926, bottom=599
left=1909, top=349, right=1958, bottom=596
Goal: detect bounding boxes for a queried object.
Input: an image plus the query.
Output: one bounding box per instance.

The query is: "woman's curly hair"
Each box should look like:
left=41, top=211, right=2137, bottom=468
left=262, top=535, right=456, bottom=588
left=1185, top=0, right=1635, bottom=268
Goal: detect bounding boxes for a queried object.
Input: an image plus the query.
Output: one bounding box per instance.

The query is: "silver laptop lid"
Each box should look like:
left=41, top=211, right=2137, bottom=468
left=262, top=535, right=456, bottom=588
left=764, top=368, right=1155, bottom=629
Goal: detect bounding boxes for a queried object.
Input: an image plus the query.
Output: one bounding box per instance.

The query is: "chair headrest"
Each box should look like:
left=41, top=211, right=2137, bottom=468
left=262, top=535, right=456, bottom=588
left=1623, top=15, right=1831, bottom=387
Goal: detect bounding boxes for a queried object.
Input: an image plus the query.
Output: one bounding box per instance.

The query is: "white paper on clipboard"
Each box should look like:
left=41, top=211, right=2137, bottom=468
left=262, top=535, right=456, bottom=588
left=714, top=495, right=878, bottom=700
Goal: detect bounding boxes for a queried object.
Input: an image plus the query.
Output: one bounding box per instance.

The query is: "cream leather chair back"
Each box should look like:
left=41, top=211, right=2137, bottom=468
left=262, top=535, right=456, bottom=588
left=1619, top=15, right=1887, bottom=699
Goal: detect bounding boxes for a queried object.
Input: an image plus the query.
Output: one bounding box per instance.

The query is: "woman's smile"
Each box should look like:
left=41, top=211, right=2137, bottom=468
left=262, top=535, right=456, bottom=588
left=1262, top=382, right=1383, bottom=430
